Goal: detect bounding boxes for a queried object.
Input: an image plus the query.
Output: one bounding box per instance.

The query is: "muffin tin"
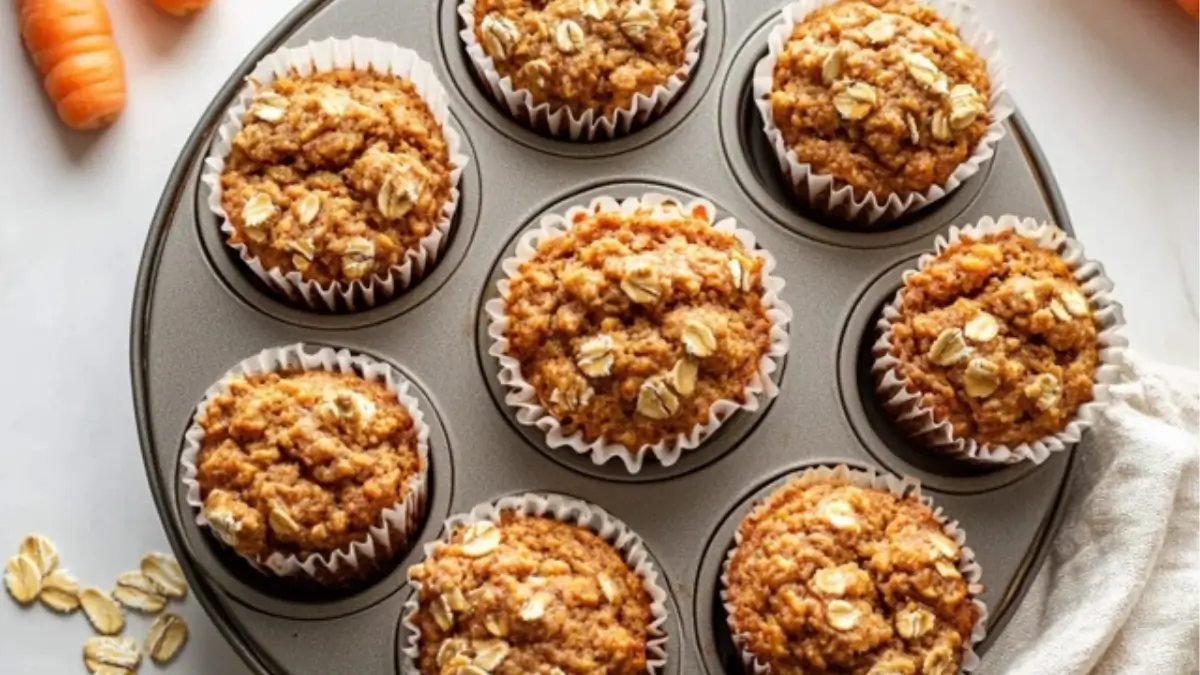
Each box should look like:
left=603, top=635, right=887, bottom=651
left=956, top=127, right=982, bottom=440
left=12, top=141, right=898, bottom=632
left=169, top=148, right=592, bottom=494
left=131, top=0, right=1082, bottom=672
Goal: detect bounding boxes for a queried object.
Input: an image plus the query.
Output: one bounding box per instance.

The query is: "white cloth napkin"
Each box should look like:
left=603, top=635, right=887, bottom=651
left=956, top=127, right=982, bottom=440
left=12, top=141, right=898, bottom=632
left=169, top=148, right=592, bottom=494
left=982, top=353, right=1199, bottom=674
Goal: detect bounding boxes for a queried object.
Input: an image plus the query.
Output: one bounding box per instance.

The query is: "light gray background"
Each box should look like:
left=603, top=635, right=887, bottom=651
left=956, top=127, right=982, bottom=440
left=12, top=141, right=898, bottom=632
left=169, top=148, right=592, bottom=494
left=0, top=0, right=1195, bottom=672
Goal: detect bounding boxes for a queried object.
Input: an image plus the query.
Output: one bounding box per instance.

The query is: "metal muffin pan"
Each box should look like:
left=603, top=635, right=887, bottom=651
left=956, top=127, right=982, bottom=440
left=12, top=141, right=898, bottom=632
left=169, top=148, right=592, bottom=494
left=131, top=0, right=1082, bottom=672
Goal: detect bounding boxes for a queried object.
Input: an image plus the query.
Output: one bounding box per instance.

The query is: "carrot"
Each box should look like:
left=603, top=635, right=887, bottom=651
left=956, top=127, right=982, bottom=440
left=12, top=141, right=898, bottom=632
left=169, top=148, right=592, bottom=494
left=19, top=0, right=126, bottom=131
left=148, top=0, right=212, bottom=16
left=1178, top=0, right=1199, bottom=19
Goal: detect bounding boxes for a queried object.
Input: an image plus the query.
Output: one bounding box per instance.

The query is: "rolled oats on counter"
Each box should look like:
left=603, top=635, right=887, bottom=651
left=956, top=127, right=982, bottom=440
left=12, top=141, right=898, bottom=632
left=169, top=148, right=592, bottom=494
left=873, top=216, right=1126, bottom=464
left=723, top=466, right=985, bottom=675
left=487, top=194, right=791, bottom=472
left=403, top=494, right=669, bottom=675
left=460, top=0, right=707, bottom=138
left=203, top=38, right=468, bottom=311
left=181, top=345, right=432, bottom=582
left=755, top=0, right=1011, bottom=224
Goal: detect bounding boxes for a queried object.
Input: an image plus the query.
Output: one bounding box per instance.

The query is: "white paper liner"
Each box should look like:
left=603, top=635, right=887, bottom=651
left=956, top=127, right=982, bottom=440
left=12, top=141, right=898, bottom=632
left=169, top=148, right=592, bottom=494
left=401, top=493, right=670, bottom=674
left=180, top=343, right=431, bottom=582
left=485, top=193, right=793, bottom=473
left=721, top=464, right=989, bottom=674
left=754, top=0, right=1013, bottom=227
left=871, top=215, right=1128, bottom=465
left=458, top=0, right=708, bottom=140
left=201, top=37, right=470, bottom=312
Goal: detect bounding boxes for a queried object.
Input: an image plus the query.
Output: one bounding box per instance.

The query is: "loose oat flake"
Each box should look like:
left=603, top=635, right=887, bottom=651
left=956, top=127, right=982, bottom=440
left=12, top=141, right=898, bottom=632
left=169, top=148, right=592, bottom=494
left=39, top=569, right=81, bottom=613
left=84, top=636, right=141, bottom=672
left=18, top=534, right=59, bottom=579
left=4, top=555, right=41, bottom=605
left=580, top=0, right=609, bottom=19
left=964, top=312, right=1000, bottom=343
left=821, top=46, right=845, bottom=86
left=145, top=613, right=189, bottom=665
left=812, top=567, right=849, bottom=596
left=114, top=570, right=168, bottom=614
left=964, top=358, right=1001, bottom=398
left=896, top=607, right=935, bottom=638
left=80, top=587, right=126, bottom=635
left=520, top=591, right=551, bottom=621
left=863, top=18, right=895, bottom=44
left=140, top=553, right=187, bottom=599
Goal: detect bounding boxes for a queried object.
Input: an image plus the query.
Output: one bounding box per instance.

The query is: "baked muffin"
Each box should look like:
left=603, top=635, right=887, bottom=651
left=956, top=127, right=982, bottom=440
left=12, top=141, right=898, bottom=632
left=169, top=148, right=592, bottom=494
left=466, top=0, right=698, bottom=128
left=407, top=512, right=656, bottom=674
left=194, top=369, right=425, bottom=567
left=499, top=200, right=776, bottom=452
left=219, top=69, right=455, bottom=289
left=882, top=228, right=1100, bottom=448
left=724, top=476, right=981, bottom=674
left=767, top=0, right=991, bottom=198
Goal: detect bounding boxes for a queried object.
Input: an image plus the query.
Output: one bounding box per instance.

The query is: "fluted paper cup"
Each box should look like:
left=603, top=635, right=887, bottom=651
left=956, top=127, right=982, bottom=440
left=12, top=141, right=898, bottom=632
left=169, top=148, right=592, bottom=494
left=754, top=0, right=1012, bottom=226
left=722, top=464, right=988, bottom=674
left=401, top=492, right=669, bottom=674
left=458, top=0, right=707, bottom=140
left=485, top=193, right=793, bottom=473
left=202, top=36, right=469, bottom=311
left=180, top=343, right=430, bottom=583
left=872, top=215, right=1128, bottom=465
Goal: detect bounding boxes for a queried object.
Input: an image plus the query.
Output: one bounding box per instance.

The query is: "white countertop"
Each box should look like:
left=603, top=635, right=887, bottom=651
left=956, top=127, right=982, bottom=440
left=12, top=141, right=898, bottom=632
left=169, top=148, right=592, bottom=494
left=0, top=1, right=1195, bottom=673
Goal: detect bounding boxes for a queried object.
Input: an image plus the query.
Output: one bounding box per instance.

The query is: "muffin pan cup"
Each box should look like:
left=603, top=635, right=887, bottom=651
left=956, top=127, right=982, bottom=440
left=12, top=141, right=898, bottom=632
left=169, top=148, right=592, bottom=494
left=399, top=493, right=671, bottom=674
left=871, top=215, right=1128, bottom=466
left=754, top=0, right=1014, bottom=227
left=720, top=464, right=988, bottom=674
left=180, top=343, right=432, bottom=583
left=457, top=0, right=709, bottom=140
left=201, top=36, right=471, bottom=312
left=131, top=0, right=1099, bottom=672
left=484, top=192, right=793, bottom=473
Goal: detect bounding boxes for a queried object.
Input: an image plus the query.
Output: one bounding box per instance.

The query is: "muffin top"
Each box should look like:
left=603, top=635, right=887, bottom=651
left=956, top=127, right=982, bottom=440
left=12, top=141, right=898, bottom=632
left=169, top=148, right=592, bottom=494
left=408, top=512, right=655, bottom=675
left=471, top=0, right=692, bottom=117
left=886, top=229, right=1099, bottom=447
left=220, top=69, right=454, bottom=286
left=769, top=0, right=991, bottom=197
left=725, top=480, right=979, bottom=675
left=196, top=370, right=423, bottom=560
left=502, top=201, right=775, bottom=451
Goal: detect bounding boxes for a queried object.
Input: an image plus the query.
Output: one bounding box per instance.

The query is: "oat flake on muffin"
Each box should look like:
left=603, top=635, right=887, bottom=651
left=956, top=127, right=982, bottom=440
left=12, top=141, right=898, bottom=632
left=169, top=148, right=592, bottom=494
left=408, top=512, right=655, bottom=675
left=883, top=229, right=1100, bottom=448
left=195, top=370, right=424, bottom=562
left=725, top=479, right=980, bottom=674
left=769, top=0, right=991, bottom=198
left=470, top=0, right=692, bottom=118
left=500, top=200, right=775, bottom=451
left=219, top=69, right=454, bottom=287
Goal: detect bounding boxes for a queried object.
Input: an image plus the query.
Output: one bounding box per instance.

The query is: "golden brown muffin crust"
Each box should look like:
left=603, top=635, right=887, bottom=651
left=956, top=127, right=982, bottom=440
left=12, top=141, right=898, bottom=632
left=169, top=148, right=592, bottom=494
left=725, top=481, right=978, bottom=675
left=472, top=0, right=692, bottom=117
left=887, top=230, right=1100, bottom=447
left=196, top=370, right=423, bottom=560
left=408, top=513, right=654, bottom=675
left=220, top=70, right=454, bottom=286
left=769, top=0, right=990, bottom=197
left=502, top=202, right=775, bottom=450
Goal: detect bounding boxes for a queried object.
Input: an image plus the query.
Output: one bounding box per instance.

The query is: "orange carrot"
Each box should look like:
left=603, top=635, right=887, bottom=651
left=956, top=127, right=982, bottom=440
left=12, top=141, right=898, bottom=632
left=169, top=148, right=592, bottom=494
left=148, top=0, right=212, bottom=16
left=1179, top=0, right=1199, bottom=19
left=19, top=0, right=126, bottom=131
